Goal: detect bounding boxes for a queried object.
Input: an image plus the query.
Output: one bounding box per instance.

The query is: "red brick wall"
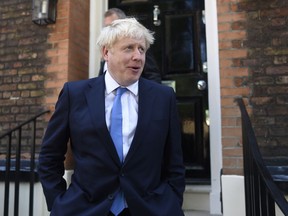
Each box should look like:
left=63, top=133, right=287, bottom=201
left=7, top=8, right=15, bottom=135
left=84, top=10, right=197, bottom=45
left=0, top=0, right=51, bottom=153
left=1, top=0, right=287, bottom=174
left=218, top=0, right=288, bottom=174
left=0, top=0, right=90, bottom=155
left=218, top=0, right=248, bottom=175
left=68, top=0, right=90, bottom=81
left=45, top=0, right=89, bottom=112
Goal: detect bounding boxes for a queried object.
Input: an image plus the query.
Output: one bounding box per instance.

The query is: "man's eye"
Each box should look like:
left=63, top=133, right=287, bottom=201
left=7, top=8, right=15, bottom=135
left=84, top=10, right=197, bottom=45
left=139, top=47, right=145, bottom=53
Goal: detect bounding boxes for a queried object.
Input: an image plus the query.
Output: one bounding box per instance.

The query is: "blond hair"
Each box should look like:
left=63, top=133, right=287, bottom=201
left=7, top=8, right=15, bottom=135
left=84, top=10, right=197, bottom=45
left=97, top=18, right=154, bottom=50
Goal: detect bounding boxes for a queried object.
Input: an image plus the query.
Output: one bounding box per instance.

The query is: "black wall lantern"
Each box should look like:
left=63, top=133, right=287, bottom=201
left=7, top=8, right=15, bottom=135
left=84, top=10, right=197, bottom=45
left=32, top=0, right=58, bottom=25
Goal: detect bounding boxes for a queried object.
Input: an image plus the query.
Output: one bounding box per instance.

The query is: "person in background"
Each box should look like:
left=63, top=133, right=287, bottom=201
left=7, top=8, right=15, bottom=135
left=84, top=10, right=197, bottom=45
left=99, top=8, right=162, bottom=84
left=38, top=18, right=185, bottom=216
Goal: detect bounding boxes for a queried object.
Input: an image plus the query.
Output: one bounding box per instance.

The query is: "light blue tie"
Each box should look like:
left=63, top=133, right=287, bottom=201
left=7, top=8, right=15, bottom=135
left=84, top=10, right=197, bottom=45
left=110, top=87, right=127, bottom=216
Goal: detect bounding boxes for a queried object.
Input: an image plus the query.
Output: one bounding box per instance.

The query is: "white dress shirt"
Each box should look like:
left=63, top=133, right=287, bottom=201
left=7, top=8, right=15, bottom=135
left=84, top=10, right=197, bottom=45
left=105, top=70, right=138, bottom=160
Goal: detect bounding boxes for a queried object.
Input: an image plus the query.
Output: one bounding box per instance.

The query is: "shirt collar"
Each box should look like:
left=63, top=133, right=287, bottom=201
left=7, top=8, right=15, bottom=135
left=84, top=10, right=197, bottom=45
left=105, top=70, right=138, bottom=96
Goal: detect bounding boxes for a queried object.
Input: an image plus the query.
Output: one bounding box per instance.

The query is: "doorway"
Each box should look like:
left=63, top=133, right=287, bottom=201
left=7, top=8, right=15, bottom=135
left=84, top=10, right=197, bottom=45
left=89, top=0, right=222, bottom=213
left=109, top=0, right=210, bottom=184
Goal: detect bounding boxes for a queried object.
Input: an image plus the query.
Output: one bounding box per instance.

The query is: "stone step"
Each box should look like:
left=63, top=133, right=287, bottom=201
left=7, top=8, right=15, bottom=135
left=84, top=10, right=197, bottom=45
left=184, top=210, right=221, bottom=216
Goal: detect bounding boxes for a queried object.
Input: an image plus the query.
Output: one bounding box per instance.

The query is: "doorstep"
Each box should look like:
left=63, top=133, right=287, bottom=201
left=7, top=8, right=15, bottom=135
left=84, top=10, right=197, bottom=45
left=184, top=210, right=222, bottom=216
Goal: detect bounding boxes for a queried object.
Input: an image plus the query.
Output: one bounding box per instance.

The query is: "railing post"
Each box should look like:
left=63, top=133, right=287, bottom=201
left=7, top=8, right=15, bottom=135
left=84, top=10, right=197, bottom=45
left=237, top=98, right=288, bottom=216
left=0, top=110, right=50, bottom=216
left=29, top=120, right=37, bottom=216
left=4, top=136, right=12, bottom=216
left=14, top=129, right=22, bottom=216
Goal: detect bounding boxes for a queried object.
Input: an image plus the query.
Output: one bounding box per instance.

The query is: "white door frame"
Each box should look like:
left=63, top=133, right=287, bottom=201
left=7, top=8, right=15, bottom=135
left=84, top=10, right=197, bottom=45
left=88, top=1, right=222, bottom=214
left=205, top=0, right=222, bottom=214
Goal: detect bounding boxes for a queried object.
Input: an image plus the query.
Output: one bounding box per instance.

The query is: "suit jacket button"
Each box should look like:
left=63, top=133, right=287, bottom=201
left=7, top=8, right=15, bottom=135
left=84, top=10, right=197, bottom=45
left=108, top=194, right=114, bottom=200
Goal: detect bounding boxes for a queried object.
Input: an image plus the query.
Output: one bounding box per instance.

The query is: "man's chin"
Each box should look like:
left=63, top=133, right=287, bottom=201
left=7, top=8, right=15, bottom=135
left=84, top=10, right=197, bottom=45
left=122, top=74, right=141, bottom=86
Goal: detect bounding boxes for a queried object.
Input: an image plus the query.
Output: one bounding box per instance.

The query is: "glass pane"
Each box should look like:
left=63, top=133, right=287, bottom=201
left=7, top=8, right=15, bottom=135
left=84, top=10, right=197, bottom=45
left=165, top=14, right=195, bottom=74
left=178, top=101, right=196, bottom=165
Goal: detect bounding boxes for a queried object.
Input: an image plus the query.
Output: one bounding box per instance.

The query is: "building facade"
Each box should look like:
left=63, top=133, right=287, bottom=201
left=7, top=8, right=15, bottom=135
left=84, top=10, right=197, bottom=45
left=0, top=0, right=288, bottom=215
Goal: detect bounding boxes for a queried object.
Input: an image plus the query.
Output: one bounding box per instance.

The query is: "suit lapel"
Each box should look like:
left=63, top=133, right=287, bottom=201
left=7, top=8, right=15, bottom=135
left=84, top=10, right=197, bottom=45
left=84, top=77, right=121, bottom=166
left=124, top=79, right=155, bottom=164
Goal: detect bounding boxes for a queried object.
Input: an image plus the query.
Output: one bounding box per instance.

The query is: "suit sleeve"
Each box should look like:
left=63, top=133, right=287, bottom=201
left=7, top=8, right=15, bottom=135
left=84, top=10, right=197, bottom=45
left=164, top=87, right=186, bottom=205
left=38, top=83, right=70, bottom=211
left=142, top=50, right=162, bottom=83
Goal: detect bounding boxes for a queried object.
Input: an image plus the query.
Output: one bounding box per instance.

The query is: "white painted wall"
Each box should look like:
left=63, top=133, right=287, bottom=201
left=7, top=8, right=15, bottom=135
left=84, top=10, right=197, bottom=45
left=221, top=175, right=286, bottom=216
left=89, top=1, right=108, bottom=78
left=0, top=182, right=49, bottom=216
left=222, top=175, right=246, bottom=216
left=205, top=0, right=222, bottom=214
left=1, top=174, right=286, bottom=215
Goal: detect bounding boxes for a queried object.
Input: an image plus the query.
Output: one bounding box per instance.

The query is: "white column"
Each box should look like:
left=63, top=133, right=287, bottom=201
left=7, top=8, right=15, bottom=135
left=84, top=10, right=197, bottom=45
left=89, top=0, right=108, bottom=78
left=205, top=0, right=222, bottom=214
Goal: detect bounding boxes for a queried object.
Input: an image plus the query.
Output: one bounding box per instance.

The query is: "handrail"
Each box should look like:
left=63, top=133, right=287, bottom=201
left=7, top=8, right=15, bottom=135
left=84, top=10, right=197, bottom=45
left=0, top=110, right=50, bottom=139
left=0, top=110, right=50, bottom=216
left=237, top=98, right=288, bottom=216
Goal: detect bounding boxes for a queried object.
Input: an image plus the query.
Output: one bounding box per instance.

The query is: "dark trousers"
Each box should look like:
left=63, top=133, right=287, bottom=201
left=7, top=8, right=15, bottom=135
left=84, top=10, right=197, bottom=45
left=108, top=208, right=131, bottom=216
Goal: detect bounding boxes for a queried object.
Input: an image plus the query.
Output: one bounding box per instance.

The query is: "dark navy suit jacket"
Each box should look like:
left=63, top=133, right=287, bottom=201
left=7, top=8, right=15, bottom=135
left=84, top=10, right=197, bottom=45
left=38, top=75, right=185, bottom=216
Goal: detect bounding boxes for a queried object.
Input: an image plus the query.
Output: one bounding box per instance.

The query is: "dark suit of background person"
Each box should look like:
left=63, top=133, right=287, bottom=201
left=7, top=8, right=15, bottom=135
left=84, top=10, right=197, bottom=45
left=99, top=8, right=162, bottom=84
left=38, top=18, right=185, bottom=216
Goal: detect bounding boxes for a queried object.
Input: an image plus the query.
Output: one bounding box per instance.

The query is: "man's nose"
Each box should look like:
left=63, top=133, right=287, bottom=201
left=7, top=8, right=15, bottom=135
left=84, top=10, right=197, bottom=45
left=132, top=49, right=143, bottom=60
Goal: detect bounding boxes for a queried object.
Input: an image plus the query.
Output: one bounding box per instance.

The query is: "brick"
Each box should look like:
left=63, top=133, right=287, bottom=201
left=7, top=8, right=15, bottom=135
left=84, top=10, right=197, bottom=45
left=221, top=87, right=251, bottom=97
left=0, top=84, right=17, bottom=91
left=218, top=12, right=246, bottom=23
left=32, top=74, right=45, bottom=81
left=223, top=157, right=243, bottom=170
left=275, top=76, right=288, bottom=84
left=221, top=107, right=241, bottom=117
left=219, top=49, right=248, bottom=59
left=267, top=86, right=288, bottom=94
left=18, top=68, right=37, bottom=75
left=218, top=22, right=231, bottom=32
left=221, top=67, right=249, bottom=77
left=276, top=95, right=288, bottom=105
left=250, top=97, right=274, bottom=106
left=253, top=76, right=274, bottom=85
left=222, top=117, right=239, bottom=127
left=219, top=30, right=246, bottom=41
left=220, top=59, right=235, bottom=68
left=267, top=106, right=288, bottom=116
left=222, top=147, right=243, bottom=157
left=274, top=56, right=287, bottom=65
left=222, top=167, right=243, bottom=175
left=48, top=32, right=69, bottom=42
left=17, top=83, right=37, bottom=90
left=21, top=91, right=30, bottom=98
left=234, top=76, right=249, bottom=87
left=221, top=77, right=235, bottom=88
left=260, top=8, right=288, bottom=19
left=222, top=137, right=242, bottom=148
left=264, top=47, right=288, bottom=56
left=221, top=97, right=238, bottom=107
left=31, top=90, right=45, bottom=97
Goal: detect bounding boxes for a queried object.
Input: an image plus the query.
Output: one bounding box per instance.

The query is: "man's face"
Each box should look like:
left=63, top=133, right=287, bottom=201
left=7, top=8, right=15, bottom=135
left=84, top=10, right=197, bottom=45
left=103, top=37, right=146, bottom=86
left=104, top=14, right=119, bottom=26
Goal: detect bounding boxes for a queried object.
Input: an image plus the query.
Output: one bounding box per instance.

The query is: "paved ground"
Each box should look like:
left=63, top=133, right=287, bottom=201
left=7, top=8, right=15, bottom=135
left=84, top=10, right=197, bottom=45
left=184, top=211, right=222, bottom=216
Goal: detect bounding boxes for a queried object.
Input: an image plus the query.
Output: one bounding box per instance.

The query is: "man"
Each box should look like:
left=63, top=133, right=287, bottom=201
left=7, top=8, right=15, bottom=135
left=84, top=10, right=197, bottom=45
left=38, top=18, right=185, bottom=216
left=103, top=8, right=126, bottom=27
left=99, top=8, right=162, bottom=83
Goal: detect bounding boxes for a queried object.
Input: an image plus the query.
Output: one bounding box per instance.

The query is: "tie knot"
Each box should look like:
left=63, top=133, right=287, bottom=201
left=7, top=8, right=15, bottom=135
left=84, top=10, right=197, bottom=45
left=116, top=87, right=127, bottom=96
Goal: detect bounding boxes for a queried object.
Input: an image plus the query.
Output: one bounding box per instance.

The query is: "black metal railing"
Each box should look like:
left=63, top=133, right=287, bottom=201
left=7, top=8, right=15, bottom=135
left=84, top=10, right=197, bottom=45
left=237, top=98, right=288, bottom=216
left=0, top=110, right=50, bottom=216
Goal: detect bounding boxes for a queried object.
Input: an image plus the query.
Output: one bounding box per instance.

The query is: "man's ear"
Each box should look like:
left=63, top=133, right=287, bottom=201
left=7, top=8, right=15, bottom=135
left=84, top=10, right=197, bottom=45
left=102, top=47, right=109, bottom=61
